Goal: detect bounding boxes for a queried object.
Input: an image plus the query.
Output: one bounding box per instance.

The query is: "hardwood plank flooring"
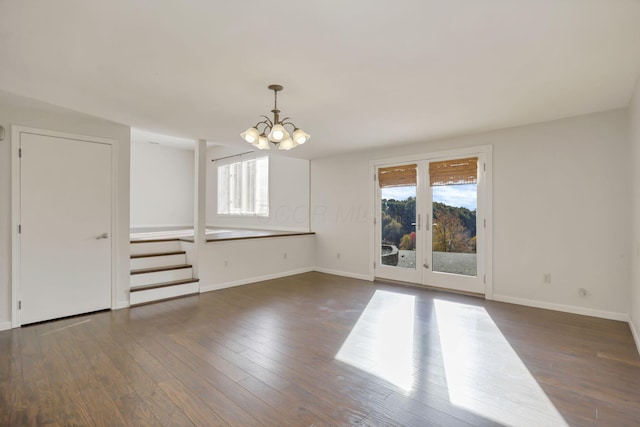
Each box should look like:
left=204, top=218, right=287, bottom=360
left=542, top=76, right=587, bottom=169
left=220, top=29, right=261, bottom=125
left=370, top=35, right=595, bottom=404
left=1, top=272, right=640, bottom=426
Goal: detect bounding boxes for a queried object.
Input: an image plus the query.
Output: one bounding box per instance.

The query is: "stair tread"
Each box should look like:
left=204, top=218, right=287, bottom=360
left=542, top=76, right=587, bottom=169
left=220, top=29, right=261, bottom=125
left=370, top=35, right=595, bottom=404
left=130, top=264, right=192, bottom=275
left=130, top=238, right=181, bottom=243
left=131, top=251, right=186, bottom=259
left=130, top=278, right=199, bottom=292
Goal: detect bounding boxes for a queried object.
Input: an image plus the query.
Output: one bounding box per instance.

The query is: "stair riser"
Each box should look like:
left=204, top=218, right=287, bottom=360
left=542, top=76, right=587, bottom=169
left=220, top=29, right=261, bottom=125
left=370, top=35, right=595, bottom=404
left=130, top=282, right=199, bottom=306
left=130, top=254, right=186, bottom=270
left=131, top=268, right=193, bottom=287
left=130, top=241, right=181, bottom=255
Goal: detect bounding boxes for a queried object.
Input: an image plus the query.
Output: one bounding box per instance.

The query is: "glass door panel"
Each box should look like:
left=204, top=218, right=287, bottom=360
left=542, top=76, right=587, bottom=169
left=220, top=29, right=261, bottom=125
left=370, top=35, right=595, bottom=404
left=432, top=183, right=477, bottom=276
left=375, top=163, right=422, bottom=284
left=424, top=157, right=485, bottom=294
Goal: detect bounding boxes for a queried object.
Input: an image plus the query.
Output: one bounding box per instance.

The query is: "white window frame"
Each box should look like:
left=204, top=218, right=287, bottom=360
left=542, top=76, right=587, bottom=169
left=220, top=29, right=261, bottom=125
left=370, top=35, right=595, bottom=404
left=217, top=153, right=269, bottom=217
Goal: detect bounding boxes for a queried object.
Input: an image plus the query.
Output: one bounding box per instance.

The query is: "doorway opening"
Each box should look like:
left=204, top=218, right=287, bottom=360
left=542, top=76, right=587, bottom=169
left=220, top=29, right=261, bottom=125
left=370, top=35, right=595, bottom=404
left=373, top=147, right=492, bottom=296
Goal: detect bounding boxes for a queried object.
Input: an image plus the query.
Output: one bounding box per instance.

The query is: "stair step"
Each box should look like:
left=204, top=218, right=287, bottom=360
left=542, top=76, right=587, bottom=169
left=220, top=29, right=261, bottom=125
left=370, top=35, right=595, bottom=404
left=131, top=251, right=186, bottom=259
left=130, top=240, right=181, bottom=255
left=131, top=278, right=199, bottom=292
left=130, top=253, right=187, bottom=270
left=131, top=264, right=192, bottom=275
left=130, top=281, right=199, bottom=306
left=130, top=266, right=194, bottom=287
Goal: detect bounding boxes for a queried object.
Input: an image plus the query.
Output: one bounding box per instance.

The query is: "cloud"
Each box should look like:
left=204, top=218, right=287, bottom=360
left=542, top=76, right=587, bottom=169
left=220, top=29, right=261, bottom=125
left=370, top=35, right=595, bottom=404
left=432, top=184, right=477, bottom=210
left=380, top=184, right=477, bottom=210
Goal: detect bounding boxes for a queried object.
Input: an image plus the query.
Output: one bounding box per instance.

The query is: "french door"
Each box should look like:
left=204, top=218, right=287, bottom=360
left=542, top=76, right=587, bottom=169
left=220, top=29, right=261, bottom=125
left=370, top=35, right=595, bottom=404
left=374, top=149, right=489, bottom=295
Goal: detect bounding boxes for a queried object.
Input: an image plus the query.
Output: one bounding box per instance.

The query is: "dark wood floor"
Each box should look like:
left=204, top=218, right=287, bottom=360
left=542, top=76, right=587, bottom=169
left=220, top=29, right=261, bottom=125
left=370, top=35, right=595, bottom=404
left=1, top=272, right=639, bottom=426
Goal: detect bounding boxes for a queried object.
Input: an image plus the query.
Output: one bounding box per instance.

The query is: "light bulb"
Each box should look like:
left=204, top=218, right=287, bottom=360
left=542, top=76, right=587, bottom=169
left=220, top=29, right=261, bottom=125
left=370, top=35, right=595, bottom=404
left=278, top=136, right=297, bottom=150
left=268, top=124, right=289, bottom=142
left=240, top=127, right=259, bottom=144
left=256, top=134, right=270, bottom=150
left=292, top=128, right=310, bottom=145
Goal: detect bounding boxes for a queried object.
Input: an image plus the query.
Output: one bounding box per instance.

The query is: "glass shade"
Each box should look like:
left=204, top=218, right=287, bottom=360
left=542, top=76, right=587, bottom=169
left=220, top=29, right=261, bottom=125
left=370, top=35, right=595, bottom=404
left=292, top=128, right=310, bottom=144
left=268, top=124, right=289, bottom=142
left=240, top=127, right=259, bottom=144
left=278, top=136, right=297, bottom=150
left=256, top=134, right=270, bottom=150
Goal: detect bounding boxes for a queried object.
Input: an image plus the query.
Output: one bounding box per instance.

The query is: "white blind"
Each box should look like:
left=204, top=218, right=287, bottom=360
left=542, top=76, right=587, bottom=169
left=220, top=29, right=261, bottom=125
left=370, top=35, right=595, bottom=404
left=218, top=156, right=269, bottom=216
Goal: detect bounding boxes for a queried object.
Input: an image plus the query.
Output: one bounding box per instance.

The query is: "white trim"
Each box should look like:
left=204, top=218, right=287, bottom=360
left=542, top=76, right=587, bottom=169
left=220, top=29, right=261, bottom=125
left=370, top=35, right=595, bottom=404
left=199, top=267, right=314, bottom=293
left=115, top=300, right=130, bottom=310
left=0, top=321, right=12, bottom=331
left=493, top=294, right=628, bottom=322
left=314, top=267, right=374, bottom=282
left=369, top=144, right=493, bottom=296
left=130, top=223, right=194, bottom=229
left=629, top=315, right=640, bottom=356
left=371, top=145, right=493, bottom=168
left=11, top=125, right=118, bottom=328
left=207, top=223, right=310, bottom=233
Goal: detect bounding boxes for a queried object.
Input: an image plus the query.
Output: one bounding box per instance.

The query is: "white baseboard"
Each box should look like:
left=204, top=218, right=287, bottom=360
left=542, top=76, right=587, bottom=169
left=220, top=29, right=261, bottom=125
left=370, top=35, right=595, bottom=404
left=629, top=315, right=640, bottom=356
left=200, top=267, right=314, bottom=293
left=492, top=294, right=628, bottom=322
left=313, top=267, right=373, bottom=282
left=0, top=321, right=12, bottom=331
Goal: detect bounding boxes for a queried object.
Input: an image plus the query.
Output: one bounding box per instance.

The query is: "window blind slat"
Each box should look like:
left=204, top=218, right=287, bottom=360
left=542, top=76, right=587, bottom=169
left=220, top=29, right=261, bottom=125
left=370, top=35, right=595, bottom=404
left=378, top=164, right=417, bottom=188
left=429, top=157, right=478, bottom=186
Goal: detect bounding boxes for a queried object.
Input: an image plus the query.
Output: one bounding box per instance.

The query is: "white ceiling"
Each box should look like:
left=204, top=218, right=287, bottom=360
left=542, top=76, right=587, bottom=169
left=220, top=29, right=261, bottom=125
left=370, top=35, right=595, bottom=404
left=1, top=0, right=639, bottom=159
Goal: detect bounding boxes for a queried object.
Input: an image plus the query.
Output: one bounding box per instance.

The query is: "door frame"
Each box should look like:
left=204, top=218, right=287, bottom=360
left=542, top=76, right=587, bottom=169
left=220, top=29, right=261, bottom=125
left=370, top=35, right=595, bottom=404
left=11, top=125, right=119, bottom=327
left=369, top=145, right=493, bottom=298
left=373, top=160, right=425, bottom=284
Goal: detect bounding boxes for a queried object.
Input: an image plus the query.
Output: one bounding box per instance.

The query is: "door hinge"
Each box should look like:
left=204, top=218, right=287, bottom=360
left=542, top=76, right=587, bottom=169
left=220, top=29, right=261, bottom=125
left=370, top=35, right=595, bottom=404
left=373, top=173, right=377, bottom=182
left=18, top=300, right=21, bottom=310
left=483, top=218, right=486, bottom=228
left=18, top=148, right=22, bottom=158
left=483, top=274, right=486, bottom=284
left=483, top=162, right=486, bottom=172
left=373, top=261, right=376, bottom=269
left=18, top=224, right=21, bottom=234
left=373, top=217, right=376, bottom=225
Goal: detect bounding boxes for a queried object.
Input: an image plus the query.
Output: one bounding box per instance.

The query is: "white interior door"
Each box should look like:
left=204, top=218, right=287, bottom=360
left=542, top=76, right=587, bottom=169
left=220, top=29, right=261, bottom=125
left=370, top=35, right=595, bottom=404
left=19, top=132, right=112, bottom=325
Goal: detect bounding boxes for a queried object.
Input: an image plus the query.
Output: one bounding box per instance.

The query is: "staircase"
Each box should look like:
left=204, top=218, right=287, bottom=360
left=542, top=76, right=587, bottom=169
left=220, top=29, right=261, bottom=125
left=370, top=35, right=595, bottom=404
left=130, top=239, right=199, bottom=306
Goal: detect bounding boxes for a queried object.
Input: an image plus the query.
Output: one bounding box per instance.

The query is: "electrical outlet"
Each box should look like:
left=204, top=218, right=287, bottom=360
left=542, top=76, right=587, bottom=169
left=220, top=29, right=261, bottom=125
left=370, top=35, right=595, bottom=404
left=543, top=273, right=551, bottom=284
left=224, top=260, right=228, bottom=267
left=337, top=252, right=341, bottom=259
left=283, top=252, right=287, bottom=260
left=579, top=288, right=587, bottom=297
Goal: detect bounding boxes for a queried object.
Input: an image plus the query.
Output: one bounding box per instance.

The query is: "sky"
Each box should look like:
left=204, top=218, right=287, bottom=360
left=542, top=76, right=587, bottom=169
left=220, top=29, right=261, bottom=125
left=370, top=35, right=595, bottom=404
left=382, top=184, right=477, bottom=210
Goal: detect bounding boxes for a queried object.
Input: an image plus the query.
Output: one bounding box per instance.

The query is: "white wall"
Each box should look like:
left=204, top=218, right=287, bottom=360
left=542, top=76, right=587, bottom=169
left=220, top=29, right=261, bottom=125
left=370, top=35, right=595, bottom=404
left=0, top=90, right=131, bottom=329
left=207, top=146, right=310, bottom=231
left=630, top=78, right=640, bottom=348
left=311, top=109, right=631, bottom=319
left=197, top=235, right=315, bottom=292
left=130, top=141, right=194, bottom=228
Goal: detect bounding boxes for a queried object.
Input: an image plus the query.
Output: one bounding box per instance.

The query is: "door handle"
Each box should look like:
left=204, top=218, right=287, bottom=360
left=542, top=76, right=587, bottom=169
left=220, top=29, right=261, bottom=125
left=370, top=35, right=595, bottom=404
left=423, top=262, right=429, bottom=269
left=426, top=214, right=430, bottom=231
left=96, top=232, right=109, bottom=240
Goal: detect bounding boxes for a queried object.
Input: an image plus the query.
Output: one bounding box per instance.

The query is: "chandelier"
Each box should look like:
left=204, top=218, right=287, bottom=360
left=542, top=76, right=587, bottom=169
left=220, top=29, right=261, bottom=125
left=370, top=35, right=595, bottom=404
left=240, top=84, right=310, bottom=150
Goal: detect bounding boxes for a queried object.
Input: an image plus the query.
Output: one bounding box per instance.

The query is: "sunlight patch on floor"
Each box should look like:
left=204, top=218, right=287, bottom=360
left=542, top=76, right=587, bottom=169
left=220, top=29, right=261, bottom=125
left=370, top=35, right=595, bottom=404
left=434, top=299, right=568, bottom=427
left=335, top=290, right=415, bottom=392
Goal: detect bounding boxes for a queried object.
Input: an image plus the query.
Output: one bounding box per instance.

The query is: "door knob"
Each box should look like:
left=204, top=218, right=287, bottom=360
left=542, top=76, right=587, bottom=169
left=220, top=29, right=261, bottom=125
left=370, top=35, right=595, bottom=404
left=96, top=232, right=109, bottom=240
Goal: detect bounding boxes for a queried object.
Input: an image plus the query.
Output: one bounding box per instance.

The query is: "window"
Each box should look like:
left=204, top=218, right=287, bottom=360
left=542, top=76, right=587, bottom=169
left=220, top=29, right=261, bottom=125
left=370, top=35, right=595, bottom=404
left=217, top=156, right=269, bottom=216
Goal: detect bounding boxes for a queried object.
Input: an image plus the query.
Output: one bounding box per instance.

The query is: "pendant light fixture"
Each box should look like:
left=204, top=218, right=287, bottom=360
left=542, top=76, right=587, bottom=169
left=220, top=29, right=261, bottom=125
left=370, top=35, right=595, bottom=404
left=240, top=84, right=310, bottom=150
